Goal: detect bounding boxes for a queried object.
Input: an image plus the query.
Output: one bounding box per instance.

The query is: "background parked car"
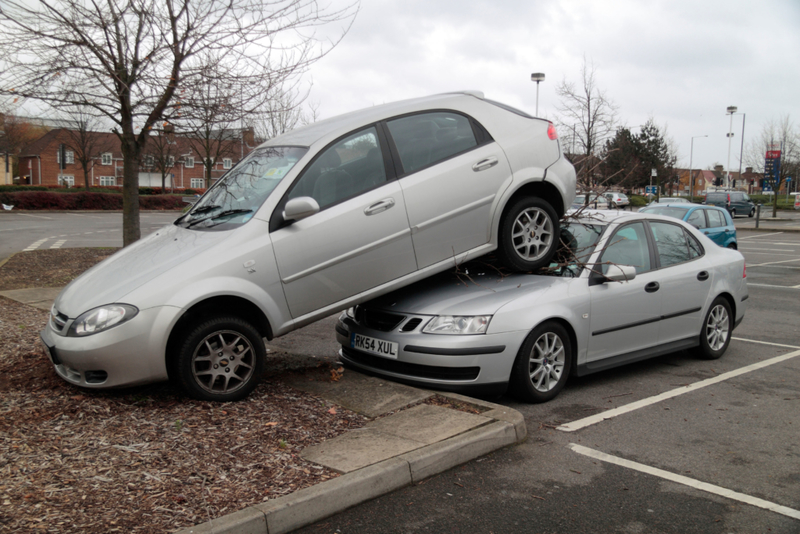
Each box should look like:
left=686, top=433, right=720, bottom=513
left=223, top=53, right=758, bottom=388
left=648, top=196, right=690, bottom=205
left=603, top=191, right=629, bottom=208
left=704, top=190, right=756, bottom=217
left=337, top=211, right=747, bottom=402
left=639, top=203, right=737, bottom=249
left=40, top=91, right=576, bottom=402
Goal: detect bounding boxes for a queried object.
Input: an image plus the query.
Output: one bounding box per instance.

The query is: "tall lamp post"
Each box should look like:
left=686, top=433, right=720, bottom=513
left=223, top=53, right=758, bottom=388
left=689, top=135, right=708, bottom=198
left=725, top=105, right=737, bottom=188
left=531, top=72, right=545, bottom=116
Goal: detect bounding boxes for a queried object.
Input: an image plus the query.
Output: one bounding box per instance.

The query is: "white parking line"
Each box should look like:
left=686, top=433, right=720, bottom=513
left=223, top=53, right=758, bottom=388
left=749, top=258, right=800, bottom=267
left=49, top=240, right=67, bottom=249
left=739, top=248, right=796, bottom=253
left=23, top=238, right=48, bottom=251
left=569, top=444, right=800, bottom=521
left=731, top=337, right=800, bottom=349
left=747, top=283, right=800, bottom=289
left=557, top=349, right=800, bottom=432
left=739, top=232, right=784, bottom=239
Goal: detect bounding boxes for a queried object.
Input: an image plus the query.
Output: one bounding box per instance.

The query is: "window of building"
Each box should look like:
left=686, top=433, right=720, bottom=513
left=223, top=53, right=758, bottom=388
left=59, top=175, right=75, bottom=187
left=185, top=156, right=195, bottom=168
left=144, top=155, right=154, bottom=167
left=190, top=178, right=205, bottom=189
left=167, top=156, right=175, bottom=167
left=99, top=176, right=116, bottom=186
left=223, top=158, right=232, bottom=169
left=57, top=150, right=75, bottom=165
left=101, top=153, right=113, bottom=166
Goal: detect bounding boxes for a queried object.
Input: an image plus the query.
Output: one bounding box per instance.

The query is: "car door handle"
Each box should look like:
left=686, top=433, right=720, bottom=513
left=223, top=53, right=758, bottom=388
left=697, top=271, right=709, bottom=281
left=645, top=281, right=660, bottom=293
left=472, top=156, right=499, bottom=172
left=364, top=198, right=395, bottom=216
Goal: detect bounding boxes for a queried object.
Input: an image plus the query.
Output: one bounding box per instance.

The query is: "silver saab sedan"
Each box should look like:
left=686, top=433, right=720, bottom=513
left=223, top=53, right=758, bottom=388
left=336, top=211, right=748, bottom=403
left=40, top=91, right=576, bottom=402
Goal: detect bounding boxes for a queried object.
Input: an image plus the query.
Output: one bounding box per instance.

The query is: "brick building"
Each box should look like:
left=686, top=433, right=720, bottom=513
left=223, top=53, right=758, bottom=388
left=17, top=127, right=255, bottom=189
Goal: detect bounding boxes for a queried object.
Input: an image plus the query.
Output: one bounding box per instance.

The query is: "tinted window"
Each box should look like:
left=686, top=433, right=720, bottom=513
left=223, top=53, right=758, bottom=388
left=600, top=222, right=652, bottom=274
left=387, top=112, right=478, bottom=174
left=650, top=222, right=693, bottom=267
left=642, top=206, right=690, bottom=219
left=706, top=209, right=726, bottom=228
left=687, top=209, right=707, bottom=229
left=688, top=233, right=704, bottom=259
left=288, top=127, right=386, bottom=209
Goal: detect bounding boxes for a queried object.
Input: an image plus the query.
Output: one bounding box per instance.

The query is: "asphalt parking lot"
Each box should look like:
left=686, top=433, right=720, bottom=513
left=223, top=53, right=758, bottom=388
left=294, top=228, right=800, bottom=533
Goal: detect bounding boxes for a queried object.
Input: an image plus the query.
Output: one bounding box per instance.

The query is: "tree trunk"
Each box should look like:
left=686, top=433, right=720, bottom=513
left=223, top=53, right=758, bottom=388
left=120, top=135, right=141, bottom=246
left=84, top=169, right=90, bottom=191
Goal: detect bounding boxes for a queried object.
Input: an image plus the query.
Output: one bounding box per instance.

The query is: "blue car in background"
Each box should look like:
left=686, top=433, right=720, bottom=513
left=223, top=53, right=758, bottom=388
left=638, top=203, right=737, bottom=249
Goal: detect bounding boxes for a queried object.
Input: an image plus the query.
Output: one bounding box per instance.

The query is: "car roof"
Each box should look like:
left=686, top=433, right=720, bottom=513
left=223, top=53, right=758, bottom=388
left=262, top=91, right=488, bottom=148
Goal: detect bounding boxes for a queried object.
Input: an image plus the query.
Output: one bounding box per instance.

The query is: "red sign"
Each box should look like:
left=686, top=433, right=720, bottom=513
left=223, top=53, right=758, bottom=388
left=766, top=150, right=781, bottom=159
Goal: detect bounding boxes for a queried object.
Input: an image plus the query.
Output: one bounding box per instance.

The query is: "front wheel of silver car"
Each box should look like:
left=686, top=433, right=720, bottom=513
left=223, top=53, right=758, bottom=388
left=175, top=316, right=266, bottom=401
left=509, top=321, right=572, bottom=403
left=693, top=297, right=732, bottom=360
left=498, top=197, right=560, bottom=272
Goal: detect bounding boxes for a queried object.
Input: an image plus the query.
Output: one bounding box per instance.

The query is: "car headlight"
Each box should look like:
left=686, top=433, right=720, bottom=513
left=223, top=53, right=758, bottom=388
left=68, top=304, right=139, bottom=337
left=422, top=315, right=491, bottom=335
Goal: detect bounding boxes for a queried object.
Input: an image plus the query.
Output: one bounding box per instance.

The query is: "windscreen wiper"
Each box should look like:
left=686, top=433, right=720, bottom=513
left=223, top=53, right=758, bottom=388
left=186, top=208, right=253, bottom=228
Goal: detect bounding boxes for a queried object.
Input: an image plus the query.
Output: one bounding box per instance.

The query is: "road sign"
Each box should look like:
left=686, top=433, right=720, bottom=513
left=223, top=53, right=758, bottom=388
left=645, top=185, right=658, bottom=195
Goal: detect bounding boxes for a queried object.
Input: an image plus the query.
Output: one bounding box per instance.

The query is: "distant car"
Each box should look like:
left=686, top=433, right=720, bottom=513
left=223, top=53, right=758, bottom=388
left=649, top=196, right=690, bottom=205
left=639, top=203, right=737, bottom=249
left=40, top=91, right=576, bottom=402
left=337, top=211, right=748, bottom=402
left=572, top=193, right=611, bottom=210
left=603, top=192, right=629, bottom=208
left=704, top=190, right=756, bottom=217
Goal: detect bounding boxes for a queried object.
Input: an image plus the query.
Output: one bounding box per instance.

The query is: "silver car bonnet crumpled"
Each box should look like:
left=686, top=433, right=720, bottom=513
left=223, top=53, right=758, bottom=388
left=364, top=270, right=571, bottom=317
left=54, top=224, right=230, bottom=317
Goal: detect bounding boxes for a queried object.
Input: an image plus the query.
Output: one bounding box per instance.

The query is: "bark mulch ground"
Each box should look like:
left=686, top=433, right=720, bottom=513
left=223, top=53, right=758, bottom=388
left=0, top=249, right=369, bottom=534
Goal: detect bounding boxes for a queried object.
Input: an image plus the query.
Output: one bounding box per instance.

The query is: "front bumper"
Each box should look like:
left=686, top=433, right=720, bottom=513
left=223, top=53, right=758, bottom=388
left=40, top=305, right=181, bottom=389
left=336, top=313, right=527, bottom=396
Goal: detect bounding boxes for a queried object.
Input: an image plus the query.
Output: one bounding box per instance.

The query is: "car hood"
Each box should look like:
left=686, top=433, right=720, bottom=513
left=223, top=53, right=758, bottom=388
left=55, top=224, right=230, bottom=317
left=364, top=269, right=573, bottom=316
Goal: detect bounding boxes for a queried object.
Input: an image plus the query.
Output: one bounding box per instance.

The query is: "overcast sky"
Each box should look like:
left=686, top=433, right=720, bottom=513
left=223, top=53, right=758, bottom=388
left=304, top=0, right=800, bottom=172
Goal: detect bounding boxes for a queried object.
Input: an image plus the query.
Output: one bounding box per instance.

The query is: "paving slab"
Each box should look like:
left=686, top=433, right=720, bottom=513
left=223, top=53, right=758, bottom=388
left=367, top=403, right=489, bottom=444
left=282, top=369, right=433, bottom=418
left=301, top=426, right=423, bottom=473
left=0, top=287, right=61, bottom=310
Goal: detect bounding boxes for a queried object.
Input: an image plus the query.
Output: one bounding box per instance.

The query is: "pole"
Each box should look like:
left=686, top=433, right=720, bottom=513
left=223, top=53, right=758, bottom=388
left=726, top=110, right=735, bottom=189
left=737, top=114, right=746, bottom=188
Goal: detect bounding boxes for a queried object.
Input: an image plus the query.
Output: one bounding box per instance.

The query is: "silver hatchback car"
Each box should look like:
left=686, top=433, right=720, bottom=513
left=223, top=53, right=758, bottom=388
left=336, top=211, right=748, bottom=402
left=40, top=91, right=576, bottom=401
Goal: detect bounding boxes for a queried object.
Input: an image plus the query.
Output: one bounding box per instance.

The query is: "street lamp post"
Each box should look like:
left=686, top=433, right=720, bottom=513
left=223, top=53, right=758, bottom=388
left=689, top=135, right=708, bottom=198
left=725, top=105, right=737, bottom=189
left=531, top=73, right=545, bottom=116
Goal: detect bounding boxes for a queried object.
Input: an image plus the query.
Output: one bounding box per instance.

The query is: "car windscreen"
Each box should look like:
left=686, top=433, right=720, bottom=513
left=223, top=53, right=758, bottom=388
left=640, top=206, right=690, bottom=218
left=548, top=222, right=605, bottom=276
left=177, top=146, right=308, bottom=231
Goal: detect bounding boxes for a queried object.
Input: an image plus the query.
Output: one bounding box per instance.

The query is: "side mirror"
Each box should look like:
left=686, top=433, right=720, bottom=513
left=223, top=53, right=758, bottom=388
left=283, top=197, right=320, bottom=222
left=605, top=264, right=637, bottom=282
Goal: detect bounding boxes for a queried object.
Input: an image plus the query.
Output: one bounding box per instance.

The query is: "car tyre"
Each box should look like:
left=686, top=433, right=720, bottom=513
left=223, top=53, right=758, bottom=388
left=748, top=207, right=755, bottom=217
left=509, top=321, right=572, bottom=403
left=693, top=297, right=732, bottom=360
left=730, top=208, right=736, bottom=218
left=499, top=197, right=559, bottom=272
left=174, top=316, right=266, bottom=401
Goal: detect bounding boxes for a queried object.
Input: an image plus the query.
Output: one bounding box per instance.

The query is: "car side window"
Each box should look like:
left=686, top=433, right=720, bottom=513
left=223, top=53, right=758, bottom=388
left=706, top=209, right=726, bottom=228
left=600, top=222, right=652, bottom=275
left=687, top=232, right=704, bottom=259
left=288, top=127, right=387, bottom=209
left=649, top=221, right=694, bottom=268
left=386, top=112, right=478, bottom=174
left=687, top=209, right=707, bottom=229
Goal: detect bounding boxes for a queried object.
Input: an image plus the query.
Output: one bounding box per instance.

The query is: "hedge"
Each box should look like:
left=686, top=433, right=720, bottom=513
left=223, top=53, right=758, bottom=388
left=0, top=184, right=206, bottom=195
left=0, top=191, right=188, bottom=210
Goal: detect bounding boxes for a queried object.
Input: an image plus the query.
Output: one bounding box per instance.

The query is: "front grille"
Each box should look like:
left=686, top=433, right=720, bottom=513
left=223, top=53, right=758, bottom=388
left=355, top=307, right=405, bottom=332
left=401, top=318, right=424, bottom=332
left=342, top=347, right=480, bottom=381
left=50, top=308, right=68, bottom=333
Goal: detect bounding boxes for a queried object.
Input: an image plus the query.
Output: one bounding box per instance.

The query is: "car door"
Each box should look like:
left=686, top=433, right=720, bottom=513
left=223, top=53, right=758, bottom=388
left=648, top=221, right=712, bottom=344
left=588, top=221, right=662, bottom=362
left=270, top=126, right=417, bottom=319
left=385, top=111, right=512, bottom=269
left=700, top=208, right=728, bottom=246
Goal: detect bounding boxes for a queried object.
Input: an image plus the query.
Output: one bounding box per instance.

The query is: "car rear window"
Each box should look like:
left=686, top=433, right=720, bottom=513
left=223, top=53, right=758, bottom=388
left=641, top=206, right=690, bottom=218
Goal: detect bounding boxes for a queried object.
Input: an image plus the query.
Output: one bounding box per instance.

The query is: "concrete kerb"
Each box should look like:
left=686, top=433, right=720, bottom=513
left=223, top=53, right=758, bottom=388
left=177, top=400, right=525, bottom=534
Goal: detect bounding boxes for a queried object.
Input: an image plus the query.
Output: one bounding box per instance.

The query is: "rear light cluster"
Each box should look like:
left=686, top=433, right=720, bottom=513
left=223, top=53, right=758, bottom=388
left=547, top=122, right=558, bottom=140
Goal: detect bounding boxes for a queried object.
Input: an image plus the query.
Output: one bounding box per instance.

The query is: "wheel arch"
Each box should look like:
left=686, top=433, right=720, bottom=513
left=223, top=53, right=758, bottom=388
left=520, top=316, right=579, bottom=377
left=713, top=291, right=737, bottom=321
left=165, top=296, right=273, bottom=380
left=501, top=180, right=567, bottom=223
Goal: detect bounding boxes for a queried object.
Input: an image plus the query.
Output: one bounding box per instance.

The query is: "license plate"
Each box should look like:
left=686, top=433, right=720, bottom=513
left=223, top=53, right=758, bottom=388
left=351, top=333, right=399, bottom=359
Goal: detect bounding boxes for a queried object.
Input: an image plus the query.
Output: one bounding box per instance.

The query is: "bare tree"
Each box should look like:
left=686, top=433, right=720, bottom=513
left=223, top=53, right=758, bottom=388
left=744, top=115, right=800, bottom=217
left=0, top=0, right=357, bottom=246
left=555, top=57, right=619, bottom=189
left=143, top=124, right=179, bottom=192
left=61, top=108, right=114, bottom=190
left=252, top=88, right=320, bottom=143
left=0, top=112, right=45, bottom=183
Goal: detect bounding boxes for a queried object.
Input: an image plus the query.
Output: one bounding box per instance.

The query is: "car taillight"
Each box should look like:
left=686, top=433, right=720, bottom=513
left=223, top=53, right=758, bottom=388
left=547, top=122, right=558, bottom=140
left=743, top=263, right=747, bottom=278
left=727, top=193, right=731, bottom=206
